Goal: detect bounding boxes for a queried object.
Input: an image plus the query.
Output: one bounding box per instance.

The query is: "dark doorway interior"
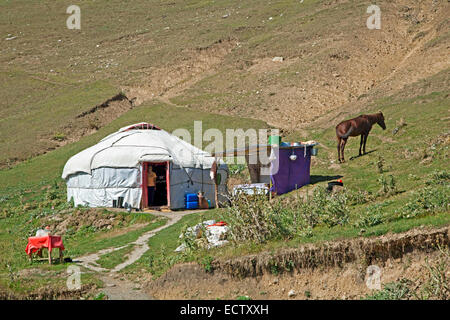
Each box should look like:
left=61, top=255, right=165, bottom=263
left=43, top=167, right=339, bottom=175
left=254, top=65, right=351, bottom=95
left=143, top=162, right=168, bottom=208
left=151, top=163, right=168, bottom=206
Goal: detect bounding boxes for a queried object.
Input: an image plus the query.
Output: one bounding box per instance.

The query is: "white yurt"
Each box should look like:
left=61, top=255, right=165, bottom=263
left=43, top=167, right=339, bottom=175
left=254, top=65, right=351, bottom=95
left=61, top=123, right=228, bottom=210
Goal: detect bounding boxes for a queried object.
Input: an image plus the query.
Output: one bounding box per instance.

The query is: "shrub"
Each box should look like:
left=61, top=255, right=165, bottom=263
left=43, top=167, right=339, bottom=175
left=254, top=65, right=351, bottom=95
left=220, top=187, right=350, bottom=244
left=425, top=170, right=450, bottom=186
left=397, top=185, right=449, bottom=219
left=354, top=202, right=390, bottom=228
left=346, top=189, right=374, bottom=205
left=228, top=164, right=246, bottom=175
left=416, top=186, right=448, bottom=211
left=377, top=174, right=397, bottom=196
left=200, top=255, right=214, bottom=273
left=52, top=133, right=66, bottom=141
left=219, top=193, right=282, bottom=243
left=311, top=188, right=349, bottom=227
left=376, top=156, right=386, bottom=174
left=365, top=279, right=414, bottom=300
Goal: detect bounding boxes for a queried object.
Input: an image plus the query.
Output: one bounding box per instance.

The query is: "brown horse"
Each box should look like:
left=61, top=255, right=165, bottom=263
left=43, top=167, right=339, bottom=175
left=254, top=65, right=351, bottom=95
left=335, top=111, right=386, bottom=163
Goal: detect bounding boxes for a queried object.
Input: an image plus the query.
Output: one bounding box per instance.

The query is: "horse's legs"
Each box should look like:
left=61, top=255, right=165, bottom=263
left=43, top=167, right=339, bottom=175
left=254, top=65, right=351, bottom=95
left=341, top=138, right=348, bottom=162
left=363, top=134, right=368, bottom=154
left=359, top=135, right=364, bottom=156
left=337, top=137, right=342, bottom=162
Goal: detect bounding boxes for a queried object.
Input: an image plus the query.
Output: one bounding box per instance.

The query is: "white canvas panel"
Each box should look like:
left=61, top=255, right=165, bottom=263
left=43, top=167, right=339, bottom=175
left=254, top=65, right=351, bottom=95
left=67, top=186, right=142, bottom=208
left=91, top=167, right=141, bottom=188
left=66, top=168, right=141, bottom=188
left=66, top=172, right=93, bottom=188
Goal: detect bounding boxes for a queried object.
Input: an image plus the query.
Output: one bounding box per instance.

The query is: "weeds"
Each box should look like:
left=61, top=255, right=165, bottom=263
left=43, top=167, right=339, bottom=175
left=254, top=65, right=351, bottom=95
left=346, top=189, right=374, bottom=205
left=220, top=187, right=349, bottom=244
left=148, top=245, right=185, bottom=277
left=365, top=278, right=414, bottom=300
left=228, top=164, right=246, bottom=175
left=201, top=256, right=214, bottom=273
left=94, top=292, right=106, bottom=300
left=420, top=246, right=449, bottom=300
left=377, top=174, right=398, bottom=196
left=52, top=133, right=66, bottom=142
left=366, top=247, right=449, bottom=300
left=392, top=118, right=407, bottom=135
left=269, top=260, right=280, bottom=275
left=425, top=170, right=450, bottom=186
left=354, top=201, right=391, bottom=228
left=376, top=156, right=386, bottom=174
left=313, top=189, right=349, bottom=227
left=219, top=193, right=280, bottom=243
left=397, top=185, right=449, bottom=219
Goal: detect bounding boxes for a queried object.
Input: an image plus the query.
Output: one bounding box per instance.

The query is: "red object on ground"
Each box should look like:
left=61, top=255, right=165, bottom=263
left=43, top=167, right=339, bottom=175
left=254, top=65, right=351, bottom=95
left=207, top=221, right=227, bottom=227
left=25, top=235, right=65, bottom=256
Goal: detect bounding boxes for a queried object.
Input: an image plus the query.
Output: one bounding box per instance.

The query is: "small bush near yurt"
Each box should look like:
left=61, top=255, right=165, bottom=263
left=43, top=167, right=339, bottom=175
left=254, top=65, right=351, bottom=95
left=220, top=187, right=350, bottom=244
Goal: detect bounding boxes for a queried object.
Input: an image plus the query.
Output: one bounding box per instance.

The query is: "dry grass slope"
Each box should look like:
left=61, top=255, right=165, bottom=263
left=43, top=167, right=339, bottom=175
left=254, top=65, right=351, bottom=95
left=0, top=0, right=448, bottom=167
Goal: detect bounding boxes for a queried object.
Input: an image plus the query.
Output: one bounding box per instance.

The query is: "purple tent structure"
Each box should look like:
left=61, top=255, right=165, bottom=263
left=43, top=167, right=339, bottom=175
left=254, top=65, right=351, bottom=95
left=212, top=142, right=318, bottom=196
left=269, top=146, right=314, bottom=195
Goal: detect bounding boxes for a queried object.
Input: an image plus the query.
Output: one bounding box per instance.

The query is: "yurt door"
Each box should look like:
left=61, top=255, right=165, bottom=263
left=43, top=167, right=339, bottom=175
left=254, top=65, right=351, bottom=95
left=142, top=162, right=170, bottom=209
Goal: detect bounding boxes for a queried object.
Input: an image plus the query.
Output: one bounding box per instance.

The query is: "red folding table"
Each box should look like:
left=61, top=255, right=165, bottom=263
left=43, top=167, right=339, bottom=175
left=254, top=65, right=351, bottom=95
left=25, top=235, right=65, bottom=264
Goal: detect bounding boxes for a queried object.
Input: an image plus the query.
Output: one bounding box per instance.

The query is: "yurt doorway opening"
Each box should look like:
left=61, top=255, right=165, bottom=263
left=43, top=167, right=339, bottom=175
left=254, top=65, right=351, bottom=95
left=142, top=162, right=170, bottom=209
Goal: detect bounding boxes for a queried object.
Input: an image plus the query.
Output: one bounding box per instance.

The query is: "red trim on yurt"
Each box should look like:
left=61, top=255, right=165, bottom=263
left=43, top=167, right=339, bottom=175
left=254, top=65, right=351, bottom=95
left=123, top=123, right=161, bottom=132
left=141, top=162, right=148, bottom=208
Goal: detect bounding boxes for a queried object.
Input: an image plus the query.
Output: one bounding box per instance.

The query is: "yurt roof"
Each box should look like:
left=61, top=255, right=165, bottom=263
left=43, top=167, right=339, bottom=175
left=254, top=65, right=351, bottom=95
left=62, top=124, right=217, bottom=179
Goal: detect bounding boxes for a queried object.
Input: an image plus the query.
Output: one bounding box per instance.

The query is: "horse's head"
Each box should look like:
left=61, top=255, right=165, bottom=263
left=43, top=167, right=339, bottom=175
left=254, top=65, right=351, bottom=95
left=377, top=111, right=386, bottom=130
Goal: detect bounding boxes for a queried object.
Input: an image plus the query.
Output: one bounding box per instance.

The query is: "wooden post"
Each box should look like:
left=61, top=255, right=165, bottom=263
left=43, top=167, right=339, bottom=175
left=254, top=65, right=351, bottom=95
left=48, top=249, right=52, bottom=265
left=59, top=249, right=64, bottom=264
left=214, top=180, right=219, bottom=208
left=211, top=159, right=219, bottom=208
left=269, top=179, right=272, bottom=200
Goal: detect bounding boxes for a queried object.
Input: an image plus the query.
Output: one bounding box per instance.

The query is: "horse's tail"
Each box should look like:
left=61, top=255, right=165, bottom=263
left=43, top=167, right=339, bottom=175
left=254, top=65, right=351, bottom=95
left=339, top=126, right=354, bottom=139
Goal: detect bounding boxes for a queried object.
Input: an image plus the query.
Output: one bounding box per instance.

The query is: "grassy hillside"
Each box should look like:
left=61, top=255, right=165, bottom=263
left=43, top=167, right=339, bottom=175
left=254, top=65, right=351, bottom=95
left=1, top=0, right=449, bottom=167
left=120, top=89, right=450, bottom=274
left=0, top=0, right=448, bottom=299
left=1, top=87, right=446, bottom=297
left=0, top=100, right=269, bottom=192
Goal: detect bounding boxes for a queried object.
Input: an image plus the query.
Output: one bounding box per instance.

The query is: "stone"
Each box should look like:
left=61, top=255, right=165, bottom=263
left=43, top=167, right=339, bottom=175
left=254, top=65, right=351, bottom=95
left=272, top=56, right=284, bottom=62
left=288, top=289, right=296, bottom=297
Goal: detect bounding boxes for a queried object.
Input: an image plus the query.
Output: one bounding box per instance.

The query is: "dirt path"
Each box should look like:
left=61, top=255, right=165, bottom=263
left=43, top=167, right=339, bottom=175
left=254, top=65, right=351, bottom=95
left=75, top=210, right=200, bottom=300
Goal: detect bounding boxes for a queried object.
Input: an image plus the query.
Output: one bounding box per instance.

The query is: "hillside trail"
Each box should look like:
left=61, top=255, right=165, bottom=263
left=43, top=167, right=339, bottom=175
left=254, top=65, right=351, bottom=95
left=75, top=210, right=200, bottom=300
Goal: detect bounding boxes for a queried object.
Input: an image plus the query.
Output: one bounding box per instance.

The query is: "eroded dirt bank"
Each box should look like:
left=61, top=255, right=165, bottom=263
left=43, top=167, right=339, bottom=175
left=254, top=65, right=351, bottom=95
left=145, top=226, right=449, bottom=300
left=0, top=284, right=95, bottom=300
